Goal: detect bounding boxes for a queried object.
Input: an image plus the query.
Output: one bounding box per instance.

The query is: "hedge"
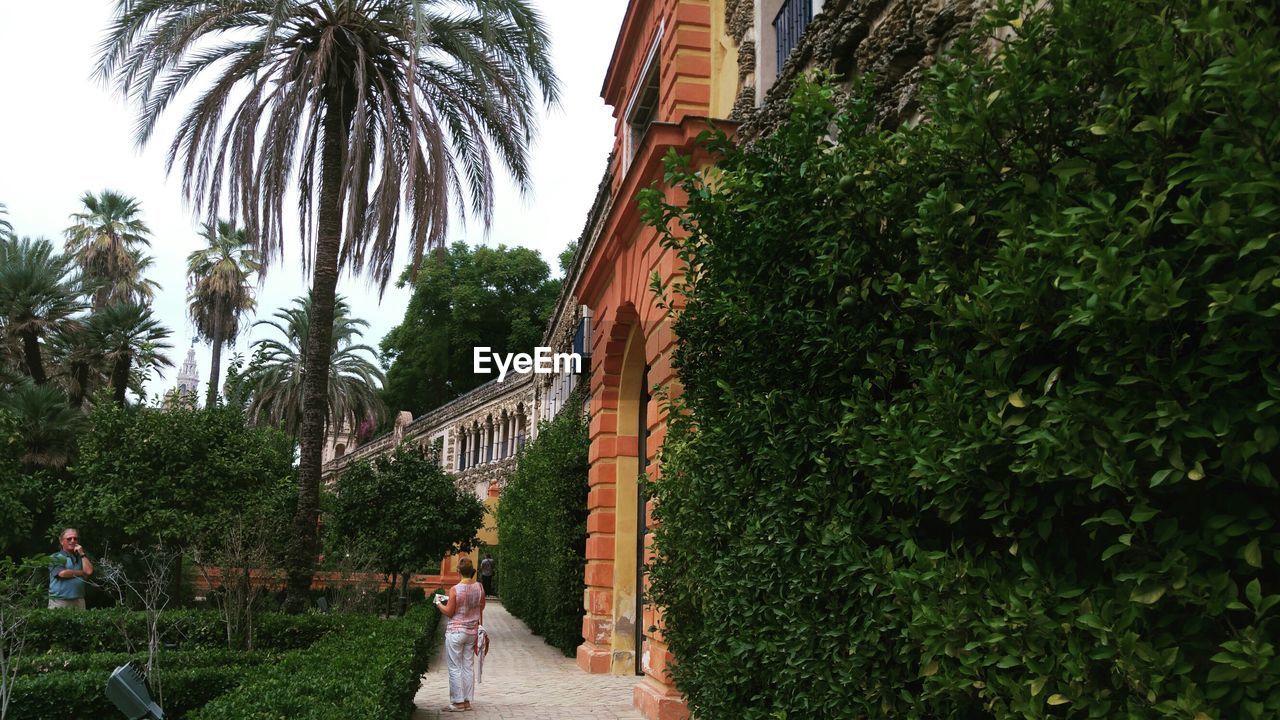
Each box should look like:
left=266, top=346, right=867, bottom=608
left=8, top=660, right=254, bottom=719
left=643, top=0, right=1280, bottom=718
left=23, top=608, right=349, bottom=653
left=496, top=386, right=589, bottom=655
left=187, top=604, right=437, bottom=719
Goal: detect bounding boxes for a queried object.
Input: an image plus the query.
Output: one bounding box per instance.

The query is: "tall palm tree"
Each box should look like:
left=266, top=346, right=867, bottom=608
left=98, top=0, right=559, bottom=608
left=244, top=293, right=385, bottom=438
left=64, top=190, right=158, bottom=308
left=0, top=237, right=85, bottom=385
left=86, top=302, right=174, bottom=407
left=187, top=220, right=261, bottom=407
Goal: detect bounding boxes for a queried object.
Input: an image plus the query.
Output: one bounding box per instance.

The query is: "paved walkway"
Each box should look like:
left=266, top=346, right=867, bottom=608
left=413, top=599, right=645, bottom=720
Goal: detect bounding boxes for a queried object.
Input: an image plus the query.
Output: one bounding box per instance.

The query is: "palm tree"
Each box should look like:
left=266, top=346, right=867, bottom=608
left=0, top=237, right=84, bottom=385
left=0, top=202, right=13, bottom=240
left=244, top=294, right=385, bottom=439
left=0, top=381, right=86, bottom=469
left=86, top=302, right=173, bottom=407
left=98, top=0, right=559, bottom=608
left=64, top=190, right=158, bottom=308
left=187, top=220, right=261, bottom=407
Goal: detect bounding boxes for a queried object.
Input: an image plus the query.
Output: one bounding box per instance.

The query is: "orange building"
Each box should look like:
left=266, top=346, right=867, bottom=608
left=572, top=1, right=739, bottom=717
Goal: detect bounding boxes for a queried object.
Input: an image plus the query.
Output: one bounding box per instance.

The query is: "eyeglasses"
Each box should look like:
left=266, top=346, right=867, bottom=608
left=64, top=537, right=78, bottom=542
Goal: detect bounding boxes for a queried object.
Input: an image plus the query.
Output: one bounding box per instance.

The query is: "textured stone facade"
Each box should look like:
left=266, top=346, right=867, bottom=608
left=732, top=0, right=988, bottom=134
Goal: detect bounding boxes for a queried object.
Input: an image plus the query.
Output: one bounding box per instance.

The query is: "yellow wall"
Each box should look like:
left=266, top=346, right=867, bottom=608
left=710, top=0, right=740, bottom=118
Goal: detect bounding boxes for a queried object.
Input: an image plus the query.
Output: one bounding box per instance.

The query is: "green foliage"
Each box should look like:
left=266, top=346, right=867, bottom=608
left=60, top=403, right=295, bottom=552
left=9, top=663, right=250, bottom=720
left=496, top=386, right=588, bottom=655
left=189, top=605, right=437, bottom=720
left=328, top=443, right=487, bottom=579
left=380, top=242, right=561, bottom=417
left=643, top=1, right=1280, bottom=717
left=22, top=608, right=348, bottom=654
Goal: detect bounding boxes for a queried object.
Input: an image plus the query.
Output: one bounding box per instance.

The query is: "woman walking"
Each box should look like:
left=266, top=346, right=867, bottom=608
left=435, top=556, right=486, bottom=712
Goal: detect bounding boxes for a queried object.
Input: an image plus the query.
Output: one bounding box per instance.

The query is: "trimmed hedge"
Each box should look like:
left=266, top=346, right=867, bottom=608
left=23, top=608, right=349, bottom=653
left=496, top=386, right=589, bottom=655
left=187, top=604, right=437, bottom=719
left=8, top=660, right=256, bottom=719
left=643, top=0, right=1280, bottom=718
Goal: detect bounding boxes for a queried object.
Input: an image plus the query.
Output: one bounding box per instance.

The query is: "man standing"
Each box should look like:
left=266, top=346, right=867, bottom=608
left=49, top=528, right=93, bottom=609
left=479, top=554, right=496, bottom=598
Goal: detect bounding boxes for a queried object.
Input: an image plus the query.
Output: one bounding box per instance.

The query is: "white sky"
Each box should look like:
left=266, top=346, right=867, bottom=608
left=0, top=1, right=626, bottom=399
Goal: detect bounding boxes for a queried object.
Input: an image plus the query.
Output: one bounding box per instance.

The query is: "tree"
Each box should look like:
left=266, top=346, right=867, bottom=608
left=0, top=382, right=85, bottom=470
left=99, top=0, right=560, bottom=610
left=381, top=242, right=560, bottom=416
left=328, top=443, right=486, bottom=614
left=0, top=203, right=12, bottom=240
left=60, top=403, right=295, bottom=553
left=85, top=302, right=173, bottom=407
left=0, top=237, right=84, bottom=386
left=187, top=220, right=261, bottom=407
left=63, top=191, right=158, bottom=309
left=242, top=294, right=385, bottom=439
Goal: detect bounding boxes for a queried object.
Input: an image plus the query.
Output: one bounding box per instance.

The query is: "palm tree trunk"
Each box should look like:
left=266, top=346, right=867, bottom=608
left=112, top=356, right=131, bottom=407
left=20, top=329, right=47, bottom=384
left=284, top=93, right=350, bottom=613
left=208, top=313, right=224, bottom=407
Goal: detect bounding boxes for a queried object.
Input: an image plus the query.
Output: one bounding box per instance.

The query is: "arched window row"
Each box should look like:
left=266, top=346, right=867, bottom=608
left=454, top=405, right=529, bottom=472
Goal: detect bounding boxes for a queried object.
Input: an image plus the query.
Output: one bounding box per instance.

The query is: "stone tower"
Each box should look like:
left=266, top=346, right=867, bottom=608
left=173, top=344, right=200, bottom=407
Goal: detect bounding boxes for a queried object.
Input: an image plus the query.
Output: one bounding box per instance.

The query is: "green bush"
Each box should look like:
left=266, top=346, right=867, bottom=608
left=8, top=662, right=252, bottom=719
left=188, top=604, right=437, bottom=719
left=643, top=0, right=1280, bottom=717
left=23, top=608, right=349, bottom=653
left=496, top=386, right=589, bottom=655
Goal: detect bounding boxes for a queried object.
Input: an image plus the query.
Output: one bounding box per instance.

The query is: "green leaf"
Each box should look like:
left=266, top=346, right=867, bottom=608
left=1130, top=586, right=1166, bottom=605
left=1244, top=539, right=1262, bottom=568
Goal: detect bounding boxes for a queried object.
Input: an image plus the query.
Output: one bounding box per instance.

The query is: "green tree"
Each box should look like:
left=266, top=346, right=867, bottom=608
left=99, top=0, right=560, bottom=610
left=186, top=220, right=261, bottom=407
left=495, top=387, right=588, bottom=655
left=0, top=237, right=84, bottom=386
left=328, top=443, right=486, bottom=613
left=0, top=382, right=85, bottom=470
left=242, top=294, right=385, bottom=439
left=85, top=303, right=173, bottom=407
left=60, top=403, right=295, bottom=552
left=381, top=242, right=560, bottom=416
left=63, top=191, right=158, bottom=309
left=0, top=202, right=13, bottom=240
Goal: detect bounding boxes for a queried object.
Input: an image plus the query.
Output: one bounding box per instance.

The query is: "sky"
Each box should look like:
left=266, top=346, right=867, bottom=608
left=0, top=1, right=626, bottom=400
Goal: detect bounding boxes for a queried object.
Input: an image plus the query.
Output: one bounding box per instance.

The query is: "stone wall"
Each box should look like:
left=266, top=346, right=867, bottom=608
left=731, top=0, right=989, bottom=136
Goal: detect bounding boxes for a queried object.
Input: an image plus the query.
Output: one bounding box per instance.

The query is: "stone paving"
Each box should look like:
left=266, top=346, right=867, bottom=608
left=413, top=599, right=646, bottom=720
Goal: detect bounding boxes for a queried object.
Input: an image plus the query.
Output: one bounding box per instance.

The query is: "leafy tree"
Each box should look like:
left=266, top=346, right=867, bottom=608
left=186, top=220, right=261, bottom=407
left=495, top=386, right=588, bottom=655
left=63, top=191, right=158, bottom=309
left=381, top=242, right=560, bottom=416
left=85, top=303, right=173, bottom=407
left=0, top=383, right=85, bottom=470
left=0, top=237, right=83, bottom=385
left=328, top=443, right=485, bottom=613
left=60, top=403, right=295, bottom=553
left=242, top=294, right=385, bottom=439
left=99, top=0, right=560, bottom=609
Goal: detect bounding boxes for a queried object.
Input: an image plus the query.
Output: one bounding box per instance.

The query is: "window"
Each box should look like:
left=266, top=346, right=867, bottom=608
left=623, top=24, right=663, bottom=169
left=757, top=0, right=823, bottom=104
left=772, top=0, right=812, bottom=73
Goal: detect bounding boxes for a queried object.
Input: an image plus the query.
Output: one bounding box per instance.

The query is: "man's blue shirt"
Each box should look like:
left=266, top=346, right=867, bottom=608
left=49, top=551, right=85, bottom=600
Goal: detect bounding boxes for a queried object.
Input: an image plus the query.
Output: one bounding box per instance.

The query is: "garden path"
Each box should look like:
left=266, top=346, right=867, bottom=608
left=413, top=599, right=645, bottom=720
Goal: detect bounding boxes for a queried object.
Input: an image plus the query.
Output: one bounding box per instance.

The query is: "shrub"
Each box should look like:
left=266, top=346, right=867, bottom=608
left=496, top=386, right=589, bottom=655
left=23, top=608, right=348, bottom=653
left=188, top=604, right=437, bottom=719
left=643, top=0, right=1280, bottom=717
left=8, top=661, right=252, bottom=719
